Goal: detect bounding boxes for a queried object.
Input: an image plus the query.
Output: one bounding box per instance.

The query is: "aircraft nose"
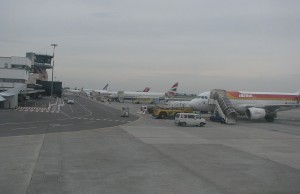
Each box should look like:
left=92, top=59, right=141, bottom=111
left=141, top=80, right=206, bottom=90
left=189, top=99, right=198, bottom=110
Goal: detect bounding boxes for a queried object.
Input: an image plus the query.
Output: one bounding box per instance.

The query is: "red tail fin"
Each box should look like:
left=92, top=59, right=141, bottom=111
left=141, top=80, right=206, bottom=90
left=143, top=87, right=150, bottom=92
left=167, top=82, right=178, bottom=96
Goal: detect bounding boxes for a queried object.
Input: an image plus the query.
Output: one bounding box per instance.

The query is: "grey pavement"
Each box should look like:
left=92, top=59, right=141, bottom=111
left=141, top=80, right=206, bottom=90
left=18, top=96, right=58, bottom=109
left=0, top=98, right=300, bottom=194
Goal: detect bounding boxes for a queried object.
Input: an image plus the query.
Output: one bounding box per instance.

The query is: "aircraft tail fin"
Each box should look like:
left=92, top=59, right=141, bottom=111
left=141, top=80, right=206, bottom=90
left=167, top=82, right=179, bottom=96
left=143, top=87, right=150, bottom=92
left=103, top=84, right=109, bottom=90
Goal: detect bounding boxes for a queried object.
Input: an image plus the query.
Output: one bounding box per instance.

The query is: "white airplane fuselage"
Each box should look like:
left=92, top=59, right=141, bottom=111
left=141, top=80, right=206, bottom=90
left=119, top=91, right=165, bottom=99
left=109, top=82, right=179, bottom=100
left=93, top=89, right=117, bottom=97
left=190, top=90, right=299, bottom=121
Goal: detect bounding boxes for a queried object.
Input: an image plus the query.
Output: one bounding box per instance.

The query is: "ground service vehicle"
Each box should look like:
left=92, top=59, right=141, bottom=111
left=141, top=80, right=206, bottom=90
left=67, top=99, right=75, bottom=104
left=152, top=107, right=193, bottom=119
left=175, top=113, right=206, bottom=127
left=121, top=107, right=130, bottom=117
left=140, top=105, right=157, bottom=114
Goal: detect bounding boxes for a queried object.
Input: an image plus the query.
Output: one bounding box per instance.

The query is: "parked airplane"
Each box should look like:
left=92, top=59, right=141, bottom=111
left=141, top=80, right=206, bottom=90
left=67, top=88, right=81, bottom=93
left=189, top=89, right=300, bottom=122
left=93, top=84, right=151, bottom=97
left=93, top=84, right=117, bottom=97
left=116, top=82, right=179, bottom=101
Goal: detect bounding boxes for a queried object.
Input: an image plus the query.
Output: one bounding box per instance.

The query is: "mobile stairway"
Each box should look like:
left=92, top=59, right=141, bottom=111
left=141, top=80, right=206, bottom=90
left=209, top=89, right=238, bottom=125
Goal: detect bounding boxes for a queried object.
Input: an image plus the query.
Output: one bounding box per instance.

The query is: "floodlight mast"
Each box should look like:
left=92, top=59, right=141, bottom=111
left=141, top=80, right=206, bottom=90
left=50, top=44, right=58, bottom=99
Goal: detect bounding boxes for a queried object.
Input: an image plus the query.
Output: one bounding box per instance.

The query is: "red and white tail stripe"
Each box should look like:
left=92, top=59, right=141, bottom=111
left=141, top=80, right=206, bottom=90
left=143, top=87, right=151, bottom=92
left=167, top=82, right=179, bottom=96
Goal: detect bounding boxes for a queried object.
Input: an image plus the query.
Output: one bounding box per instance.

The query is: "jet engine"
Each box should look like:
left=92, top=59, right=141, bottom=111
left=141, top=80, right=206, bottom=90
left=245, top=108, right=266, bottom=120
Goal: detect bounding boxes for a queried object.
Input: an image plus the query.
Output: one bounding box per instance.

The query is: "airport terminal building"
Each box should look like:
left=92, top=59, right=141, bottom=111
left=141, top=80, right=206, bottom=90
left=0, top=52, right=62, bottom=109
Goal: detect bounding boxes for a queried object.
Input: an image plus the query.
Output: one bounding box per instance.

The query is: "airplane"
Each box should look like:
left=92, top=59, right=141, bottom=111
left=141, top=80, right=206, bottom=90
left=189, top=89, right=300, bottom=122
left=93, top=84, right=151, bottom=97
left=77, top=84, right=111, bottom=97
left=67, top=88, right=81, bottom=93
left=115, top=82, right=179, bottom=101
left=93, top=84, right=117, bottom=97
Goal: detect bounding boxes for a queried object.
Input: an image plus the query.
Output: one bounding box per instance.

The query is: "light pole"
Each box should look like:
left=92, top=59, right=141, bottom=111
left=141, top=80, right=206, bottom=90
left=51, top=43, right=58, bottom=98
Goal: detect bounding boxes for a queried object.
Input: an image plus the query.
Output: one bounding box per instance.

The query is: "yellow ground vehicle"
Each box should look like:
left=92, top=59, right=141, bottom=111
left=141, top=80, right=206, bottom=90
left=152, top=107, right=193, bottom=119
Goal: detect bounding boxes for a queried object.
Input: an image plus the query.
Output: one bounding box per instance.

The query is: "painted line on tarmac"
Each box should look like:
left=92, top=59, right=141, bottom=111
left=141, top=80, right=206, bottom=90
left=60, top=111, right=71, bottom=118
left=0, top=122, right=17, bottom=125
left=69, top=104, right=74, bottom=113
left=84, top=121, right=97, bottom=124
left=73, top=99, right=93, bottom=118
left=87, top=115, right=142, bottom=133
left=80, top=96, right=118, bottom=117
left=49, top=124, right=73, bottom=127
left=11, top=126, right=37, bottom=131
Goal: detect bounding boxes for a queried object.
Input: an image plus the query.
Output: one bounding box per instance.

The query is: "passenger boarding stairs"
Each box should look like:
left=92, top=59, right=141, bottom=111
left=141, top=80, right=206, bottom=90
left=209, top=89, right=238, bottom=125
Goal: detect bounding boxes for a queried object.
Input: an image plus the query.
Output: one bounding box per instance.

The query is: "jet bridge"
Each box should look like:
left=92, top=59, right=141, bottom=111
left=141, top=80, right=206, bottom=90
left=209, top=89, right=237, bottom=125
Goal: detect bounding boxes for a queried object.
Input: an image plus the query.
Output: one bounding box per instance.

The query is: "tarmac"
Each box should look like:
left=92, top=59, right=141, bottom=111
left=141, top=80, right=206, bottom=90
left=0, top=98, right=300, bottom=194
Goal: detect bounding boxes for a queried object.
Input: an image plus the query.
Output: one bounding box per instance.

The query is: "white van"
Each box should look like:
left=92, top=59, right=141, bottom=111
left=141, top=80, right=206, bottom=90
left=175, top=113, right=206, bottom=127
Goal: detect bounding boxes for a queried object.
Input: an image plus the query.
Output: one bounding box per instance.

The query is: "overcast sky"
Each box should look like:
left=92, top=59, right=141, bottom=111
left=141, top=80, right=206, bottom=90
left=1, top=0, right=299, bottom=94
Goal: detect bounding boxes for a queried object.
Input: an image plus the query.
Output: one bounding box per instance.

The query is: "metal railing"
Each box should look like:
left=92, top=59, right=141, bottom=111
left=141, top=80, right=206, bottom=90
left=211, top=89, right=237, bottom=124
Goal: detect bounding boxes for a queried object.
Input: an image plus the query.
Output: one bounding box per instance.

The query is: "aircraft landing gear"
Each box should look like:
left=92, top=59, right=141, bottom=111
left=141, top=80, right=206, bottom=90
left=265, top=115, right=275, bottom=122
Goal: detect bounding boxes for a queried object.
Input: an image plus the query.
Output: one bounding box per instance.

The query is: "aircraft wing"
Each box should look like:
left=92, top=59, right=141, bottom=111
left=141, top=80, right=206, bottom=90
left=241, top=104, right=299, bottom=112
left=262, top=104, right=299, bottom=112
